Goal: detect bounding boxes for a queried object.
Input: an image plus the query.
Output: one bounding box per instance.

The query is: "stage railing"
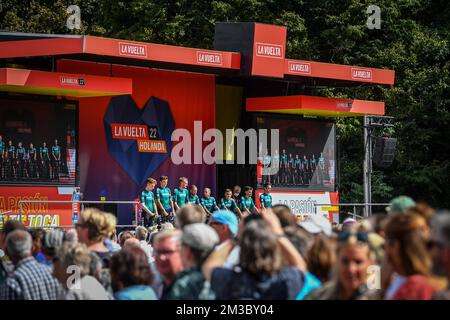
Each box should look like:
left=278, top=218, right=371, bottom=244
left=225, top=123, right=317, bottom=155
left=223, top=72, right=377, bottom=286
left=314, top=202, right=390, bottom=221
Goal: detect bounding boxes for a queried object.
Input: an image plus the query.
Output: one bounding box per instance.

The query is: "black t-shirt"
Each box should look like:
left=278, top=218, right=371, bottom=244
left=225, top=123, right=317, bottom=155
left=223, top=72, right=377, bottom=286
left=211, top=266, right=304, bottom=300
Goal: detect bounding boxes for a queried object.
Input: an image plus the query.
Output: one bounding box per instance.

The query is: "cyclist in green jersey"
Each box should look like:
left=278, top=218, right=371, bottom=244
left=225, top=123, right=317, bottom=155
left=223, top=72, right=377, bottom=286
left=219, top=189, right=242, bottom=220
left=294, top=155, right=302, bottom=185
left=302, top=155, right=309, bottom=185
left=280, top=149, right=288, bottom=185
left=140, top=177, right=159, bottom=227
left=272, top=149, right=280, bottom=185
left=288, top=153, right=295, bottom=185
left=0, top=135, right=5, bottom=179
left=52, top=139, right=61, bottom=180
left=259, top=182, right=273, bottom=210
left=40, top=142, right=50, bottom=180
left=28, top=143, right=38, bottom=179
left=187, top=185, right=201, bottom=205
left=318, top=152, right=326, bottom=185
left=240, top=186, right=259, bottom=216
left=16, top=142, right=27, bottom=179
left=310, top=154, right=317, bottom=184
left=156, top=175, right=175, bottom=224
left=6, top=140, right=16, bottom=179
left=201, top=187, right=219, bottom=219
left=263, top=151, right=271, bottom=185
left=173, top=177, right=189, bottom=211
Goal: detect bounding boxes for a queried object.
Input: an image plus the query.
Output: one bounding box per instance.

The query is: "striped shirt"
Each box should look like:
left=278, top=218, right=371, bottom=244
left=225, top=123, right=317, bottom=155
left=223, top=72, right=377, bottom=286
left=0, top=256, right=63, bottom=300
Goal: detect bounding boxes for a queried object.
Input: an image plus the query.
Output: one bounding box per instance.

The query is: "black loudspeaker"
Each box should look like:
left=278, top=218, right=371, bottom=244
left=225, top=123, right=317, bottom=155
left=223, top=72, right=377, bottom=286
left=373, top=137, right=397, bottom=168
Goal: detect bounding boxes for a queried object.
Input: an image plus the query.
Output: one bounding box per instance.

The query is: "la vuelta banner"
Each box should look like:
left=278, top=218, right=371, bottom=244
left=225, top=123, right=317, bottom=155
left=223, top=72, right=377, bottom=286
left=0, top=187, right=73, bottom=228
left=58, top=62, right=216, bottom=223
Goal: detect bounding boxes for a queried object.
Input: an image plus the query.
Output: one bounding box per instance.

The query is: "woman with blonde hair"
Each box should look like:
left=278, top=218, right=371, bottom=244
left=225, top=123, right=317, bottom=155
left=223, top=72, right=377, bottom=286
left=306, top=230, right=377, bottom=300
left=383, top=212, right=444, bottom=299
left=75, top=208, right=117, bottom=267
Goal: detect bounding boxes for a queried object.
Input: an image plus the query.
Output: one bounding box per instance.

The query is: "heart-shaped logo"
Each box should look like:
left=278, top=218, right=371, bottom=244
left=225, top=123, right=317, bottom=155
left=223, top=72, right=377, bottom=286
left=103, top=95, right=175, bottom=186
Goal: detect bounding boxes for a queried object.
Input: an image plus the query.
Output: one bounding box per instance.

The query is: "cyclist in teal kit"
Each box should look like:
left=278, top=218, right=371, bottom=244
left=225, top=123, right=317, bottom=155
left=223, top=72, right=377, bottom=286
left=173, top=177, right=189, bottom=210
left=140, top=178, right=159, bottom=227
left=240, top=186, right=259, bottom=216
left=294, top=155, right=302, bottom=185
left=51, top=139, right=61, bottom=180
left=40, top=142, right=50, bottom=179
left=6, top=140, right=16, bottom=179
left=280, top=149, right=288, bottom=185
left=220, top=189, right=242, bottom=220
left=272, top=149, right=280, bottom=185
left=259, top=182, right=273, bottom=210
left=187, top=185, right=201, bottom=205
left=201, top=187, right=219, bottom=219
left=156, top=176, right=175, bottom=224
left=0, top=135, right=4, bottom=179
left=16, top=142, right=27, bottom=178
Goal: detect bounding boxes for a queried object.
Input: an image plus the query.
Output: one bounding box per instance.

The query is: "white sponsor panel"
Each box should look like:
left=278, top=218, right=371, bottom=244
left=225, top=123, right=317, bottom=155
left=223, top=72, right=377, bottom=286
left=270, top=191, right=333, bottom=218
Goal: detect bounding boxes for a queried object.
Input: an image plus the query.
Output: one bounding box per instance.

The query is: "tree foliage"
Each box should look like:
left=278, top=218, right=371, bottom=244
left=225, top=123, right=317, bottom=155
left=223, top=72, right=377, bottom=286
left=1, top=0, right=449, bottom=208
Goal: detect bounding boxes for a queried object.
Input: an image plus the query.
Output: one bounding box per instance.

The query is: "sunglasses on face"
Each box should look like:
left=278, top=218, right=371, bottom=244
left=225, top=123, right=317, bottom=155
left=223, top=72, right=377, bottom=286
left=337, top=230, right=369, bottom=243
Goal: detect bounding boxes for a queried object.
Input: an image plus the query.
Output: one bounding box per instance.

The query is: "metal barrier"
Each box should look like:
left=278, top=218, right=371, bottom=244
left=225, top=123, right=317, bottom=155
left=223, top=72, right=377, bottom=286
left=6, top=200, right=141, bottom=229
left=314, top=202, right=390, bottom=222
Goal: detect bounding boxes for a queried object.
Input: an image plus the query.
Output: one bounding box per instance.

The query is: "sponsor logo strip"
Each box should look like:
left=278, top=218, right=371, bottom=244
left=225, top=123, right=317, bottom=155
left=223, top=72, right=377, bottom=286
left=118, top=42, right=148, bottom=58
left=287, top=61, right=311, bottom=74
left=351, top=68, right=373, bottom=80
left=255, top=42, right=283, bottom=59
left=111, top=124, right=149, bottom=140
left=60, top=76, right=85, bottom=86
left=196, top=51, right=223, bottom=66
left=137, top=139, right=167, bottom=153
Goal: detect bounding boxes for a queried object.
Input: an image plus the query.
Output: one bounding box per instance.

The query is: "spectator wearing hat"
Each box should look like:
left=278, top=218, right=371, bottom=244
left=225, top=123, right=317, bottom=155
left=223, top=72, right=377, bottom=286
left=209, top=210, right=240, bottom=269
left=386, top=196, right=416, bottom=215
left=165, top=223, right=219, bottom=299
left=209, top=210, right=238, bottom=245
left=53, top=242, right=111, bottom=300
left=299, top=214, right=333, bottom=237
left=0, top=230, right=63, bottom=300
left=429, top=211, right=450, bottom=300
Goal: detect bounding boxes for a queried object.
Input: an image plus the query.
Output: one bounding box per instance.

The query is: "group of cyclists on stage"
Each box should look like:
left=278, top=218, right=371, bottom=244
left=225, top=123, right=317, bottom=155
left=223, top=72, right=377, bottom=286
left=139, top=176, right=273, bottom=228
left=0, top=135, right=62, bottom=181
left=260, top=148, right=329, bottom=187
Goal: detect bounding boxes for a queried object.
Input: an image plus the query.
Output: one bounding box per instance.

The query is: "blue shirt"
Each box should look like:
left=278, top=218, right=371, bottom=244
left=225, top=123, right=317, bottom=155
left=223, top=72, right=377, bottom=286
left=115, top=285, right=157, bottom=300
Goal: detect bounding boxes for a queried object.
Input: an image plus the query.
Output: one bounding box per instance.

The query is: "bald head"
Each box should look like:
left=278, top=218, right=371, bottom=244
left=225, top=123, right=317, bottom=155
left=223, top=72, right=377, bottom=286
left=123, top=237, right=140, bottom=250
left=6, top=230, right=32, bottom=261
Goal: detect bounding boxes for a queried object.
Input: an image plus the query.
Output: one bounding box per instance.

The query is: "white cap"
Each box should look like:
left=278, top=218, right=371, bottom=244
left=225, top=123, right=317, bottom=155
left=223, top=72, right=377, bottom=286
left=343, top=217, right=357, bottom=225
left=298, top=214, right=332, bottom=237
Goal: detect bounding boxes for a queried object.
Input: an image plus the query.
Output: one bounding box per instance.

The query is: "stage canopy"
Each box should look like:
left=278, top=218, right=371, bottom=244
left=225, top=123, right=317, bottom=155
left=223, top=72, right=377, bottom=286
left=0, top=68, right=132, bottom=97
left=246, top=95, right=385, bottom=117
